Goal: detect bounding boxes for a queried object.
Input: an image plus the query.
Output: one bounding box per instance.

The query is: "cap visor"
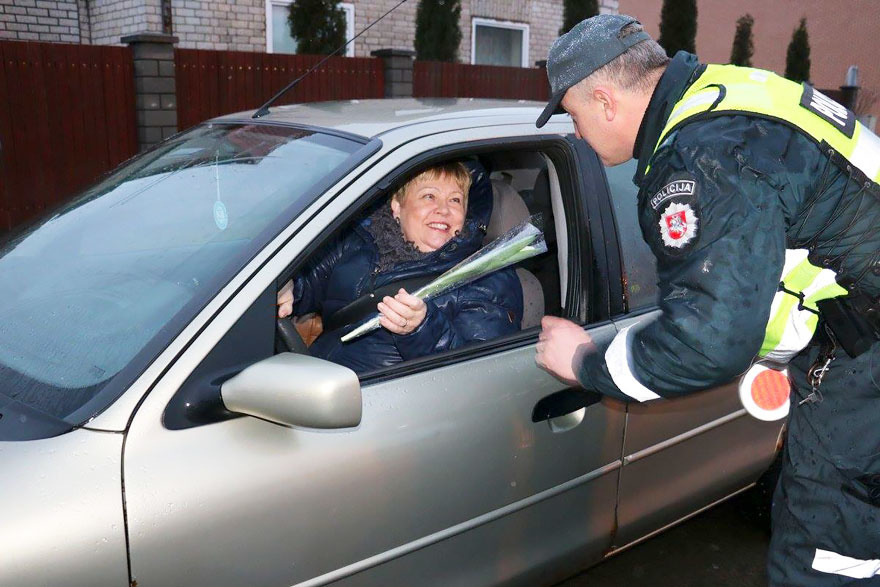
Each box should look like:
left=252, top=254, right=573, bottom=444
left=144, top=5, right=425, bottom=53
left=536, top=92, right=565, bottom=128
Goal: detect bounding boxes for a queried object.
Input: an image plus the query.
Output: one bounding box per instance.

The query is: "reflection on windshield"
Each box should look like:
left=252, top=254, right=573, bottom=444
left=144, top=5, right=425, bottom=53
left=0, top=123, right=364, bottom=428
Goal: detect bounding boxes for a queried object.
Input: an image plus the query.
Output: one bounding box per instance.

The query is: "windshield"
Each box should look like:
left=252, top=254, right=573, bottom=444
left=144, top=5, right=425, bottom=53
left=0, top=122, right=369, bottom=437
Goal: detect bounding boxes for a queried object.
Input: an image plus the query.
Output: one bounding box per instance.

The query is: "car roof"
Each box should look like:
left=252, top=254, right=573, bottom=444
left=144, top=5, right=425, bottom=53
left=213, top=98, right=554, bottom=140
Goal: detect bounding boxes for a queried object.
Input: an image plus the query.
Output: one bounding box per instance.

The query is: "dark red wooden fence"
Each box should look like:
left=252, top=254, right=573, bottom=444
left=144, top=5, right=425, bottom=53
left=0, top=41, right=137, bottom=232
left=413, top=61, right=549, bottom=101
left=0, top=44, right=555, bottom=235
left=175, top=50, right=385, bottom=130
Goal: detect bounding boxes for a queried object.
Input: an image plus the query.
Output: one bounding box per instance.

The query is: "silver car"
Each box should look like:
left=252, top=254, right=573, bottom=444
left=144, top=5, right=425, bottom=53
left=0, top=99, right=783, bottom=586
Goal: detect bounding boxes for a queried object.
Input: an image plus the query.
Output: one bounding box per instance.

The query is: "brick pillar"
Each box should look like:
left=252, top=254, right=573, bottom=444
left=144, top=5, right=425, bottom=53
left=122, top=32, right=179, bottom=151
left=535, top=60, right=551, bottom=100
left=371, top=49, right=415, bottom=98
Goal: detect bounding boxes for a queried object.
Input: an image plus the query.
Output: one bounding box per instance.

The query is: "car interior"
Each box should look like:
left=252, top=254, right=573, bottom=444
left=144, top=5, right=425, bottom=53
left=277, top=147, right=571, bottom=360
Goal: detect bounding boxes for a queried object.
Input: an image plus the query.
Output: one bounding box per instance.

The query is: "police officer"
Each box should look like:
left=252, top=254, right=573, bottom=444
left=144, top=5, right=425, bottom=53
left=534, top=14, right=880, bottom=586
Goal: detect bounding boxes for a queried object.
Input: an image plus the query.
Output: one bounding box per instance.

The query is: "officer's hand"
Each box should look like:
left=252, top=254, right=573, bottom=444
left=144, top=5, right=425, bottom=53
left=536, top=316, right=595, bottom=386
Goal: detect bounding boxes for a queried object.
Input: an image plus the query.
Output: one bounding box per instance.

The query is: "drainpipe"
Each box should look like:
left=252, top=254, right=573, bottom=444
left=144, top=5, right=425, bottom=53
left=839, top=65, right=859, bottom=112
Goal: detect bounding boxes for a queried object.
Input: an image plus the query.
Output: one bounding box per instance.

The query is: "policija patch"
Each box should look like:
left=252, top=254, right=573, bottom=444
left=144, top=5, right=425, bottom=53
left=650, top=173, right=700, bottom=252
left=658, top=202, right=698, bottom=248
left=650, top=178, right=696, bottom=210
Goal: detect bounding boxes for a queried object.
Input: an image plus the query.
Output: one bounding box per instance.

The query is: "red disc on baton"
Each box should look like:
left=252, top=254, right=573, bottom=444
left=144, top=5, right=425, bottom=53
left=752, top=369, right=790, bottom=411
left=739, top=363, right=791, bottom=421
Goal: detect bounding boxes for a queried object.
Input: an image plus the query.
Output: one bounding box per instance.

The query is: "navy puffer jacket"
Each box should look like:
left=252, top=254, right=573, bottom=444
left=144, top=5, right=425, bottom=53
left=292, top=163, right=524, bottom=374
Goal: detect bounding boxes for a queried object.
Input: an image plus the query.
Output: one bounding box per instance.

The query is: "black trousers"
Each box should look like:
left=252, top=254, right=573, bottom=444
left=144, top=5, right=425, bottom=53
left=767, top=339, right=880, bottom=585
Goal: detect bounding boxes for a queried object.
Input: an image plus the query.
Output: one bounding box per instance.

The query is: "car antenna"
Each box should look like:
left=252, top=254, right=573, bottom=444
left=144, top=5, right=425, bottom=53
left=253, top=0, right=411, bottom=119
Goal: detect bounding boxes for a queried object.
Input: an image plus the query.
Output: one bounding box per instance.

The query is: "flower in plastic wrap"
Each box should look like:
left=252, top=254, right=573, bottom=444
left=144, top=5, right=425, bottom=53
left=341, top=216, right=547, bottom=342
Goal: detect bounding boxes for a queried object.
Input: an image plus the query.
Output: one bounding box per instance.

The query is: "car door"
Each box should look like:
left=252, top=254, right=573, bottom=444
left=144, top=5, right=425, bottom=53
left=121, top=125, right=625, bottom=587
left=590, top=155, right=784, bottom=548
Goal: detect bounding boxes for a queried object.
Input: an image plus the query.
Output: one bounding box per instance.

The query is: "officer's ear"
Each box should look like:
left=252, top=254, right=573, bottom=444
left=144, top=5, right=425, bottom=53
left=590, top=86, right=616, bottom=122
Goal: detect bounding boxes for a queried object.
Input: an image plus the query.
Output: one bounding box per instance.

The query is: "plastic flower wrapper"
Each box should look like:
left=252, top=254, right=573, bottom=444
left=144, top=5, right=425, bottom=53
left=341, top=215, right=547, bottom=342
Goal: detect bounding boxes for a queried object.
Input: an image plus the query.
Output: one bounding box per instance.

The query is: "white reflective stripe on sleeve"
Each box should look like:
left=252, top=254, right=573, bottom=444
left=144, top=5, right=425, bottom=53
left=812, top=548, right=880, bottom=579
left=605, top=325, right=661, bottom=402
left=850, top=123, right=880, bottom=181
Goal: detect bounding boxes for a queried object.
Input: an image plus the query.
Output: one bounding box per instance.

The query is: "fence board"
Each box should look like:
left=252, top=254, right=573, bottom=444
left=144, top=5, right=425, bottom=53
left=41, top=44, right=69, bottom=203
left=414, top=61, right=549, bottom=102
left=175, top=49, right=384, bottom=130
left=0, top=45, right=12, bottom=231
left=0, top=40, right=136, bottom=232
left=5, top=43, right=38, bottom=222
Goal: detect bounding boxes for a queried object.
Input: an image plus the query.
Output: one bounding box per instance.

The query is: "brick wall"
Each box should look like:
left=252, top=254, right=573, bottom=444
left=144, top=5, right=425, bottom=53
left=0, top=0, right=83, bottom=43
left=458, top=0, right=617, bottom=66
left=89, top=0, right=163, bottom=45
left=350, top=0, right=416, bottom=57
left=171, top=0, right=265, bottom=51
left=619, top=0, right=879, bottom=123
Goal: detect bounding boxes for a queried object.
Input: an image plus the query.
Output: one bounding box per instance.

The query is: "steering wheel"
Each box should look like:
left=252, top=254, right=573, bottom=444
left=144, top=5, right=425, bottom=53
left=276, top=317, right=310, bottom=355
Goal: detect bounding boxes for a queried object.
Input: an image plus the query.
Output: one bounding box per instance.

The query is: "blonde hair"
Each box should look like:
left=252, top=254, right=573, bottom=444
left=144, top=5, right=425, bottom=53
left=391, top=162, right=472, bottom=209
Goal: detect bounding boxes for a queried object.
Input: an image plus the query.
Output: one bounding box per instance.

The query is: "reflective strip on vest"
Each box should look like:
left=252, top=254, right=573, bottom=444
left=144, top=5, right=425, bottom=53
left=812, top=548, right=880, bottom=579
left=651, top=64, right=880, bottom=185
left=759, top=249, right=847, bottom=362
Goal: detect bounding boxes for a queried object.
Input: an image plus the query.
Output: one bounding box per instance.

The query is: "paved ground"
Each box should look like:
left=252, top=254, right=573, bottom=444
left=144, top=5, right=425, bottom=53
left=556, top=491, right=772, bottom=586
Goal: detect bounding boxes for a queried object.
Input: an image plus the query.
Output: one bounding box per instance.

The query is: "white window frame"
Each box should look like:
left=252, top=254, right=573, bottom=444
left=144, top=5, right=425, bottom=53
left=470, top=17, right=529, bottom=68
left=266, top=1, right=355, bottom=57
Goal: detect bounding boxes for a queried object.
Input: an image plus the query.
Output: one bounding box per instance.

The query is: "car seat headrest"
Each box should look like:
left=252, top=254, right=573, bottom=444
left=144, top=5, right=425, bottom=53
left=485, top=179, right=531, bottom=244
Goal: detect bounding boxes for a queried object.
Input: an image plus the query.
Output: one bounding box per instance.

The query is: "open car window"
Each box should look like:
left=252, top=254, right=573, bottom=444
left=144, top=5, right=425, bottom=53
left=276, top=144, right=583, bottom=380
left=164, top=139, right=590, bottom=430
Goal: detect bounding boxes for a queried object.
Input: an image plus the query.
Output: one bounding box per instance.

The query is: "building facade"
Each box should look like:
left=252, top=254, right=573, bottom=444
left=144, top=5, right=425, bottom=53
left=619, top=0, right=879, bottom=125
left=0, top=0, right=620, bottom=68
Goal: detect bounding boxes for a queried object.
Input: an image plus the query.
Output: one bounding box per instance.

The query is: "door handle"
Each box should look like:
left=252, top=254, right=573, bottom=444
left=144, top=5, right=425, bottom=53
left=532, top=388, right=601, bottom=423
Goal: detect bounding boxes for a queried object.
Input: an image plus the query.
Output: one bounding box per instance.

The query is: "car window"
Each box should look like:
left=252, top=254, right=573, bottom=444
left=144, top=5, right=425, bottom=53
left=0, top=122, right=369, bottom=433
left=165, top=142, right=586, bottom=430
left=605, top=159, right=659, bottom=311
left=277, top=147, right=574, bottom=378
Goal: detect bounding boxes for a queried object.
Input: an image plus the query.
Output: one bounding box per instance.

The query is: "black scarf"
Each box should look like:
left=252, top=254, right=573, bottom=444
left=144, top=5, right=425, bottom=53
left=363, top=204, right=430, bottom=274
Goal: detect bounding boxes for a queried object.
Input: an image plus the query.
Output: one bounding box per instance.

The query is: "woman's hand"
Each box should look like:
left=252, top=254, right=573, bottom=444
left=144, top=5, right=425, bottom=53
left=378, top=288, right=427, bottom=335
left=277, top=279, right=295, bottom=318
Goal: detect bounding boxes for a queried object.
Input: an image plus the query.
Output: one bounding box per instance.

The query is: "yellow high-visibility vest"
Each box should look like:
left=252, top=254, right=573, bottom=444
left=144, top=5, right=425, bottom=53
left=649, top=64, right=880, bottom=362
left=651, top=64, right=880, bottom=183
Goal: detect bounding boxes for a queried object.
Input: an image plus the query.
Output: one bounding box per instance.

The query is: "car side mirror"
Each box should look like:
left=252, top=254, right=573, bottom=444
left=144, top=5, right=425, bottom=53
left=221, top=353, right=362, bottom=429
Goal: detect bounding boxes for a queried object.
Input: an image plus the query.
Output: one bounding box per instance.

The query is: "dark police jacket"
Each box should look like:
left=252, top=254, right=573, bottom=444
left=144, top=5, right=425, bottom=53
left=578, top=52, right=880, bottom=401
left=292, top=169, right=523, bottom=375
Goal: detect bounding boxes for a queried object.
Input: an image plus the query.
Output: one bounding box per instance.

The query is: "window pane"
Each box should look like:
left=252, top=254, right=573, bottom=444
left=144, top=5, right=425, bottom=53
left=277, top=3, right=353, bottom=56
left=0, top=124, right=364, bottom=424
left=474, top=24, right=522, bottom=67
left=605, top=159, right=659, bottom=310
left=272, top=4, right=298, bottom=54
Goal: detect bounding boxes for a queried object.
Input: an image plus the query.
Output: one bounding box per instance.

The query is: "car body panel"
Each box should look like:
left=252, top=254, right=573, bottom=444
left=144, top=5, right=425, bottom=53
left=218, top=99, right=554, bottom=139
left=124, top=337, right=624, bottom=586
left=0, top=429, right=127, bottom=586
left=611, top=313, right=782, bottom=546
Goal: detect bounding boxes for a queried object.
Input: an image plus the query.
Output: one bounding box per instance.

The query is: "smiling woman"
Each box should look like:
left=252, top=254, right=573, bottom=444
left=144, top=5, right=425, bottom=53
left=390, top=163, right=471, bottom=253
left=276, top=160, right=524, bottom=373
